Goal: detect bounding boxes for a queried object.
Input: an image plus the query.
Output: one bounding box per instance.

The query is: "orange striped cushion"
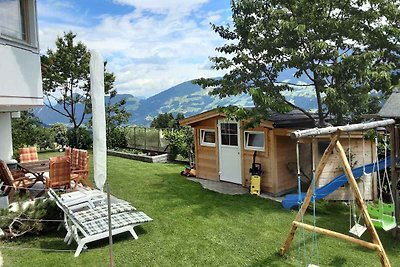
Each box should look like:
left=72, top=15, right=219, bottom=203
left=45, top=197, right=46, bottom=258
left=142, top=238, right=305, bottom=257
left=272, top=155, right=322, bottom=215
left=77, top=150, right=88, bottom=170
left=48, top=156, right=71, bottom=188
left=71, top=148, right=79, bottom=170
left=19, top=147, right=39, bottom=163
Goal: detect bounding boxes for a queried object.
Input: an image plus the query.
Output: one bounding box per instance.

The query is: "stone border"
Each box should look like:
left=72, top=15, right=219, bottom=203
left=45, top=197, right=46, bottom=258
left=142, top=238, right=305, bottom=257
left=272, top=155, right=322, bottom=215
left=107, top=150, right=168, bottom=163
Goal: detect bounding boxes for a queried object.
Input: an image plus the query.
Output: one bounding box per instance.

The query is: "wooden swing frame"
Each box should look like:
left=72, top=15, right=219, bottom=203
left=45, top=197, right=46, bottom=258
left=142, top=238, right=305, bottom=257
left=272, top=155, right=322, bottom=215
left=280, top=119, right=395, bottom=267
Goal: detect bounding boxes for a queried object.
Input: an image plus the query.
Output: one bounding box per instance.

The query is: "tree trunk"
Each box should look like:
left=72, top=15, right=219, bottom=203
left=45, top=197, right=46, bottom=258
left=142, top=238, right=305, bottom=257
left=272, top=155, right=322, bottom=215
left=314, top=74, right=326, bottom=127
left=72, top=125, right=79, bottom=148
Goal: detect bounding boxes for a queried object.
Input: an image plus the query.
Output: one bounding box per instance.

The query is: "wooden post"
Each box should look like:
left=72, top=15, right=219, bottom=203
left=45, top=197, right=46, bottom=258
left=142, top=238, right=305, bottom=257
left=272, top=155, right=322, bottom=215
left=144, top=127, right=147, bottom=150
left=291, top=119, right=395, bottom=139
left=335, top=140, right=391, bottom=267
left=158, top=129, right=161, bottom=152
left=390, top=124, right=398, bottom=237
left=133, top=127, right=136, bottom=149
left=279, top=132, right=341, bottom=255
left=293, top=221, right=380, bottom=251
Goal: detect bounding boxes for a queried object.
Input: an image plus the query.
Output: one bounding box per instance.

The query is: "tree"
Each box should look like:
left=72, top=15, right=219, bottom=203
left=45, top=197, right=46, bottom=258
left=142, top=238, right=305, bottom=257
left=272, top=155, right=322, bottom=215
left=51, top=123, right=68, bottom=148
left=196, top=0, right=400, bottom=126
left=105, top=91, right=130, bottom=148
left=41, top=32, right=117, bottom=147
left=11, top=111, right=41, bottom=150
left=150, top=113, right=185, bottom=129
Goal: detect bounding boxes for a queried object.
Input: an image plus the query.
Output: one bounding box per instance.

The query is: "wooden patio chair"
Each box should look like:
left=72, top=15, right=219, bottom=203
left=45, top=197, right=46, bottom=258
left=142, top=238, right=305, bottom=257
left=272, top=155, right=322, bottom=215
left=48, top=188, right=152, bottom=257
left=0, top=160, right=35, bottom=199
left=71, top=150, right=93, bottom=188
left=19, top=147, right=39, bottom=163
left=71, top=148, right=80, bottom=171
left=45, top=156, right=71, bottom=190
left=64, top=147, right=72, bottom=158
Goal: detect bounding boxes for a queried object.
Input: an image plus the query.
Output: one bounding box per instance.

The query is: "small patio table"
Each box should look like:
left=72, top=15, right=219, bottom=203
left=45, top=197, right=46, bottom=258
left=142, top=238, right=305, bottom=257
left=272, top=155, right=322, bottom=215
left=18, top=159, right=49, bottom=183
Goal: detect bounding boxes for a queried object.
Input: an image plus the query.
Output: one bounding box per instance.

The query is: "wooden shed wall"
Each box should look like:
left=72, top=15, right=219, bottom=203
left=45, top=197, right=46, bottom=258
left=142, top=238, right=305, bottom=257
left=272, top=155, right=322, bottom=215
left=193, top=117, right=220, bottom=181
left=273, top=135, right=298, bottom=194
left=240, top=125, right=273, bottom=191
left=315, top=137, right=376, bottom=201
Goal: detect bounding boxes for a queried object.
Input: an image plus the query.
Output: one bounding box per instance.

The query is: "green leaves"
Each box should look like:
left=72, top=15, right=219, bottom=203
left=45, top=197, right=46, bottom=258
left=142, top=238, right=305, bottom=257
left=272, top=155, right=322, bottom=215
left=164, top=127, right=194, bottom=161
left=197, top=0, right=400, bottom=125
left=41, top=32, right=128, bottom=147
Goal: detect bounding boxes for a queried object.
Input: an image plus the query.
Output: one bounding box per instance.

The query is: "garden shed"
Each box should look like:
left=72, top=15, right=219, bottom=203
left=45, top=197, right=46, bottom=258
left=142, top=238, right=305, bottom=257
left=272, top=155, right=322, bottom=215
left=180, top=109, right=376, bottom=198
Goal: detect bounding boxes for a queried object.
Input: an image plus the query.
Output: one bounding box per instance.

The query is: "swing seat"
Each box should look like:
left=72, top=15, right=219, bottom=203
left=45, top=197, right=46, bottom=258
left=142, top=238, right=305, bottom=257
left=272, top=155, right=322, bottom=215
left=349, top=223, right=367, bottom=237
left=367, top=202, right=397, bottom=231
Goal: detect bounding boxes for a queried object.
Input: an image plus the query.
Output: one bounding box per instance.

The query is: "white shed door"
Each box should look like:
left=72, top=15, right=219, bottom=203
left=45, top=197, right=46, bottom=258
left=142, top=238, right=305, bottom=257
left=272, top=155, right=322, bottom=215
left=218, top=120, right=242, bottom=184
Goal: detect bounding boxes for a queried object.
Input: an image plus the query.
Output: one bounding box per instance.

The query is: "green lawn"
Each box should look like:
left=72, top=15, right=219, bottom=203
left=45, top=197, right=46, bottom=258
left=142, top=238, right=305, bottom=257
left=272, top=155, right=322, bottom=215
left=2, top=152, right=400, bottom=266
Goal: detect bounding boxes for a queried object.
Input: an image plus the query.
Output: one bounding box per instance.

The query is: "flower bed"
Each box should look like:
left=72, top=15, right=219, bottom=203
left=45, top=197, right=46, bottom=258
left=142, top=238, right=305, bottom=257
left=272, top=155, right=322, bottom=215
left=107, top=149, right=168, bottom=163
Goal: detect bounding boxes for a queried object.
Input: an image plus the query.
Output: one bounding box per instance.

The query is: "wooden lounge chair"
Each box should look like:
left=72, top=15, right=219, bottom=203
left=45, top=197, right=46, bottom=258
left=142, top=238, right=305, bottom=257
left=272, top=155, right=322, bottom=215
left=71, top=150, right=93, bottom=188
left=48, top=189, right=152, bottom=257
left=0, top=160, right=35, bottom=199
left=45, top=157, right=71, bottom=190
left=19, top=147, right=39, bottom=163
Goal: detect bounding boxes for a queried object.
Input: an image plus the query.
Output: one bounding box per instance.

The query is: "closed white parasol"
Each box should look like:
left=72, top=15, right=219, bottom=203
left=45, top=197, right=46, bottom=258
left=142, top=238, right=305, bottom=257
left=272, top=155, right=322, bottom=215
left=90, top=50, right=107, bottom=191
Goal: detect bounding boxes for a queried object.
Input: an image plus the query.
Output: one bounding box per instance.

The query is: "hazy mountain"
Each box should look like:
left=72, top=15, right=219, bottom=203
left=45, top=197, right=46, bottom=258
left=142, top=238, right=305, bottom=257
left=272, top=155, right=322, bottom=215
left=34, top=94, right=142, bottom=126
left=127, top=79, right=317, bottom=125
left=34, top=79, right=317, bottom=126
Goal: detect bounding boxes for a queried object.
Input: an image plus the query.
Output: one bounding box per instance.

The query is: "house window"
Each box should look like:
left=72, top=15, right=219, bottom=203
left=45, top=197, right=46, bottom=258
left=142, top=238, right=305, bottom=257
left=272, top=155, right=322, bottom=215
left=244, top=131, right=265, bottom=151
left=200, top=129, right=216, bottom=147
left=0, top=0, right=37, bottom=47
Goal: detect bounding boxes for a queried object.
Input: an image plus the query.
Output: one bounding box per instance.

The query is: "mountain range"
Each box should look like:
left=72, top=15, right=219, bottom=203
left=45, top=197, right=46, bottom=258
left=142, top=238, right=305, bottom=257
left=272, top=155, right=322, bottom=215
left=34, top=79, right=317, bottom=126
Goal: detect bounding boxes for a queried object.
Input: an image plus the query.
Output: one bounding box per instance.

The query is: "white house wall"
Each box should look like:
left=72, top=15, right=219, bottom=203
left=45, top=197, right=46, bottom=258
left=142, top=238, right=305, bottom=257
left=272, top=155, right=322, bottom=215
left=0, top=113, right=13, bottom=162
left=0, top=45, right=42, bottom=111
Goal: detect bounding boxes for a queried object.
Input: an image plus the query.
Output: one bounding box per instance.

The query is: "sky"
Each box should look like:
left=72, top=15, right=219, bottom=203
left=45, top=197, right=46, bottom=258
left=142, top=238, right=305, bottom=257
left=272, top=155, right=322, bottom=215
left=37, top=0, right=232, bottom=98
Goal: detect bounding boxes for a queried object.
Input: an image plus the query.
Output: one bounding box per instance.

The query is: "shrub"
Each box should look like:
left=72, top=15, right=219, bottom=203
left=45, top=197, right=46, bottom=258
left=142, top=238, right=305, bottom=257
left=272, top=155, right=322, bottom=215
left=0, top=198, right=62, bottom=238
left=107, top=126, right=127, bottom=149
left=164, top=127, right=194, bottom=161
left=67, top=127, right=93, bottom=149
left=35, top=127, right=55, bottom=150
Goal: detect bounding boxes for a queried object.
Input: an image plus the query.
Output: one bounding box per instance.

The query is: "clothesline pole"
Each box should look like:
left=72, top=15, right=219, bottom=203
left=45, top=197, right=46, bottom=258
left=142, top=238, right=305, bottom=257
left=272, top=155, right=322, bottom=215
left=107, top=182, right=114, bottom=267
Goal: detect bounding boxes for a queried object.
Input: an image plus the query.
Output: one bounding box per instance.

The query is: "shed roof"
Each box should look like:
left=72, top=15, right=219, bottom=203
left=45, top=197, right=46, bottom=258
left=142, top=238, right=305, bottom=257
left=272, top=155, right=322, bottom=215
left=180, top=108, right=317, bottom=129
left=378, top=89, right=400, bottom=119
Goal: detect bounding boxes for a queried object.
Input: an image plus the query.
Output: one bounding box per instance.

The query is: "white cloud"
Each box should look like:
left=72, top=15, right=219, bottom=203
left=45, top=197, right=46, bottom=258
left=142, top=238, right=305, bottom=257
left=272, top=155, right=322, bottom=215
left=37, top=0, right=230, bottom=97
left=113, top=0, right=209, bottom=15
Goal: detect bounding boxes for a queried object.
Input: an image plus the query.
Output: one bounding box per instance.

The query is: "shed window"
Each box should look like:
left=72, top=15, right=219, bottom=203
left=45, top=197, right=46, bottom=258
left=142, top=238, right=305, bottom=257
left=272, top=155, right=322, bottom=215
left=200, top=129, right=215, bottom=147
left=244, top=131, right=265, bottom=151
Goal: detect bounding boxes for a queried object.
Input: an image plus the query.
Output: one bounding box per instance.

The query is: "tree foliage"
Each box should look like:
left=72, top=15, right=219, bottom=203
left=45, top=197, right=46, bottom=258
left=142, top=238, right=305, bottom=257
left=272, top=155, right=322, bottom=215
left=11, top=111, right=42, bottom=152
left=104, top=91, right=130, bottom=148
left=51, top=123, right=68, bottom=148
left=196, top=0, right=400, bottom=125
left=150, top=112, right=185, bottom=129
left=11, top=112, right=59, bottom=158
left=164, top=127, right=194, bottom=161
left=41, top=32, right=121, bottom=147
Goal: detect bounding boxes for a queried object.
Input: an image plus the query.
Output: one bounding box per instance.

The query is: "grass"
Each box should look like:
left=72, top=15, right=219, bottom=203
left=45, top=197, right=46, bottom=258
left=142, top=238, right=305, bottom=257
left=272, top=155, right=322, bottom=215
left=2, top=152, right=400, bottom=266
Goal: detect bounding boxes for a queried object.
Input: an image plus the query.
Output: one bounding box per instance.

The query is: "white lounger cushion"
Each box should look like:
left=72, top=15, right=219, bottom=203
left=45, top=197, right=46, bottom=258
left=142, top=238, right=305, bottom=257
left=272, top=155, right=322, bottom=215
left=82, top=211, right=152, bottom=236
left=72, top=203, right=136, bottom=223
